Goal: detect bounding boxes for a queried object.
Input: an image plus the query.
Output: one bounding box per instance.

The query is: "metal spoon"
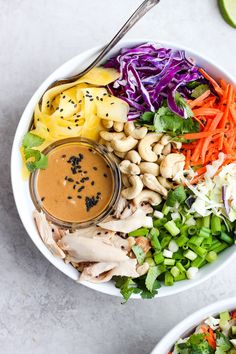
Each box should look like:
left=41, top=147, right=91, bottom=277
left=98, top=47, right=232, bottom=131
left=48, top=0, right=160, bottom=89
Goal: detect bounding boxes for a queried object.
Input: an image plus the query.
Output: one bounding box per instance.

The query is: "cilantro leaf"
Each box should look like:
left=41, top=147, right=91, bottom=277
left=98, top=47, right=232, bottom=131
left=191, top=84, right=209, bottom=99
left=176, top=332, right=214, bottom=354
left=140, top=111, right=155, bottom=123
left=215, top=330, right=232, bottom=352
left=166, top=186, right=187, bottom=207
left=131, top=245, right=145, bottom=265
left=22, top=132, right=45, bottom=148
left=175, top=92, right=193, bottom=118
left=153, top=106, right=200, bottom=136
left=21, top=132, right=48, bottom=172
left=114, top=277, right=141, bottom=303
left=25, top=148, right=48, bottom=172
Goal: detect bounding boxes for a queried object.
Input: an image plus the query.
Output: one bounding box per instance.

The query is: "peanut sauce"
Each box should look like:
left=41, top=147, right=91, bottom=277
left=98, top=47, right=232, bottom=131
left=36, top=143, right=113, bottom=223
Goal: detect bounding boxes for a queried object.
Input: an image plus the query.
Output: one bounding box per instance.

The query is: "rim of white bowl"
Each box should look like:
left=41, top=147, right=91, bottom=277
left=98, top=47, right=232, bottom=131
left=11, top=38, right=236, bottom=299
left=151, top=296, right=236, bottom=353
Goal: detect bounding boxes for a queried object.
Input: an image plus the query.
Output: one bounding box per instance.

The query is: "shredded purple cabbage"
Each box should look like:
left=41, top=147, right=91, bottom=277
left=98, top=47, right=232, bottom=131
left=105, top=42, right=204, bottom=119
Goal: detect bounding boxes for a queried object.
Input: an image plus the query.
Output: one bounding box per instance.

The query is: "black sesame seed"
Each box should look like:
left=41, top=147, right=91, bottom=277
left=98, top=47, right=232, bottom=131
left=41, top=197, right=45, bottom=202
left=105, top=113, right=109, bottom=117
left=110, top=102, right=115, bottom=105
left=89, top=148, right=93, bottom=152
left=77, top=195, right=82, bottom=199
left=105, top=231, right=108, bottom=235
left=90, top=99, right=93, bottom=101
left=91, top=181, right=95, bottom=186
left=63, top=95, right=65, bottom=99
left=97, top=232, right=101, bottom=235
left=56, top=107, right=59, bottom=110
left=67, top=196, right=72, bottom=200
left=78, top=186, right=85, bottom=192
left=68, top=126, right=71, bottom=130
left=93, top=167, right=98, bottom=171
left=78, top=100, right=82, bottom=103
left=60, top=108, right=63, bottom=112
left=104, top=173, right=108, bottom=178
left=74, top=104, right=77, bottom=108
left=61, top=154, right=66, bottom=158
left=52, top=228, right=54, bottom=232
left=97, top=192, right=101, bottom=195
left=100, top=98, right=103, bottom=101
left=67, top=177, right=74, bottom=182
left=47, top=128, right=50, bottom=132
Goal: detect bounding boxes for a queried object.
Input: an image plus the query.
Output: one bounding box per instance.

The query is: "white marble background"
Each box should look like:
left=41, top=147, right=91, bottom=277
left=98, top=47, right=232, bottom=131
left=1, top=0, right=236, bottom=353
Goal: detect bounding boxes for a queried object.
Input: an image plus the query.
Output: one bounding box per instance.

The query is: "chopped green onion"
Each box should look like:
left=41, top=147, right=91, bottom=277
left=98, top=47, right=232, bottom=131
left=206, top=251, right=217, bottom=263
left=184, top=249, right=198, bottom=261
left=189, top=244, right=207, bottom=258
left=189, top=236, right=204, bottom=247
left=161, top=236, right=172, bottom=249
left=191, top=256, right=205, bottom=268
left=162, top=203, right=171, bottom=216
left=174, top=272, right=187, bottom=281
left=202, top=215, right=211, bottom=228
left=220, top=232, right=234, bottom=245
left=164, top=258, right=175, bottom=266
left=164, top=271, right=174, bottom=286
left=176, top=234, right=189, bottom=247
left=186, top=267, right=198, bottom=279
left=150, top=228, right=161, bottom=250
left=163, top=249, right=173, bottom=258
left=168, top=240, right=179, bottom=253
left=211, top=214, right=222, bottom=235
left=145, top=266, right=159, bottom=292
left=128, top=227, right=149, bottom=237
left=132, top=245, right=145, bottom=264
left=187, top=226, right=197, bottom=236
left=153, top=251, right=164, bottom=265
left=199, top=227, right=211, bottom=238
left=170, top=266, right=180, bottom=278
left=176, top=262, right=186, bottom=273
left=145, top=257, right=155, bottom=267
left=164, top=220, right=180, bottom=236
left=213, top=242, right=228, bottom=254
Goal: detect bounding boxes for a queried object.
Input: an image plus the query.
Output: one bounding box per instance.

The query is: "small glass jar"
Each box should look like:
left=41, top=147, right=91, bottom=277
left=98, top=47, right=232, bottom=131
left=30, top=137, right=121, bottom=229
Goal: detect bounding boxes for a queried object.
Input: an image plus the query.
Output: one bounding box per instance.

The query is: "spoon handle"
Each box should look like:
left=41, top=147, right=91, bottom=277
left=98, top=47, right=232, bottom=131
left=54, top=0, right=160, bottom=85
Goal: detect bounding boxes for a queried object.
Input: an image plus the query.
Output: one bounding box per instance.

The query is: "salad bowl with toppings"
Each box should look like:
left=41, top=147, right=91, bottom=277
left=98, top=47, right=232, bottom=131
left=151, top=297, right=236, bottom=353
left=11, top=40, right=236, bottom=300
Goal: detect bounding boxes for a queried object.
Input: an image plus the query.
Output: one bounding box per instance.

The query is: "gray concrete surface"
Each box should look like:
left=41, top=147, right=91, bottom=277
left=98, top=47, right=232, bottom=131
left=1, top=0, right=236, bottom=353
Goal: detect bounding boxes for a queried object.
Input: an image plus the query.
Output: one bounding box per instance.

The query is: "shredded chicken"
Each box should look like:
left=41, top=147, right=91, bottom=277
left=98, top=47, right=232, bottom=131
left=79, top=258, right=139, bottom=283
left=33, top=210, right=65, bottom=259
left=98, top=208, right=153, bottom=233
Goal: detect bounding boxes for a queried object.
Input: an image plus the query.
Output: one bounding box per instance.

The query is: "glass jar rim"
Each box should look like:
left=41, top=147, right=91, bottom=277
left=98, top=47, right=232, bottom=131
left=29, top=137, right=121, bottom=229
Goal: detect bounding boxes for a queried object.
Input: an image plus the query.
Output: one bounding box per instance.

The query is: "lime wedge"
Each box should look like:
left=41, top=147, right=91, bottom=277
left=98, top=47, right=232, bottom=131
left=218, top=0, right=236, bottom=28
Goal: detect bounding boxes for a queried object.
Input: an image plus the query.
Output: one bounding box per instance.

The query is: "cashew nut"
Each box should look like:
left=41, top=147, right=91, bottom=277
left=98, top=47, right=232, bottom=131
left=160, top=153, right=185, bottom=179
left=162, top=142, right=171, bottom=156
left=125, top=150, right=141, bottom=164
left=111, top=136, right=138, bottom=152
left=113, top=121, right=124, bottom=132
left=122, top=173, right=131, bottom=188
left=119, top=160, right=140, bottom=175
left=142, top=173, right=168, bottom=197
left=133, top=189, right=162, bottom=206
left=121, top=176, right=143, bottom=200
left=124, top=121, right=135, bottom=136
left=131, top=127, right=148, bottom=140
left=161, top=134, right=172, bottom=146
left=157, top=176, right=174, bottom=189
left=114, top=151, right=126, bottom=159
left=104, top=141, right=113, bottom=152
left=153, top=143, right=164, bottom=156
left=172, top=141, right=182, bottom=149
left=100, top=131, right=125, bottom=142
left=139, top=162, right=159, bottom=176
left=138, top=133, right=162, bottom=162
left=101, top=119, right=113, bottom=129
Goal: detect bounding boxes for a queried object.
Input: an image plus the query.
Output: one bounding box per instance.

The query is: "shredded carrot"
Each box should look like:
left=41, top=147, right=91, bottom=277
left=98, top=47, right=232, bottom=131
left=199, top=68, right=224, bottom=96
left=189, top=89, right=211, bottom=108
left=179, top=73, right=236, bottom=183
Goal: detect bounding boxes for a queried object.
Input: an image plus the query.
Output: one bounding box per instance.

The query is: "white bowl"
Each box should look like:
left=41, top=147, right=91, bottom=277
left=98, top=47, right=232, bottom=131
left=11, top=39, right=236, bottom=298
left=151, top=296, right=236, bottom=353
